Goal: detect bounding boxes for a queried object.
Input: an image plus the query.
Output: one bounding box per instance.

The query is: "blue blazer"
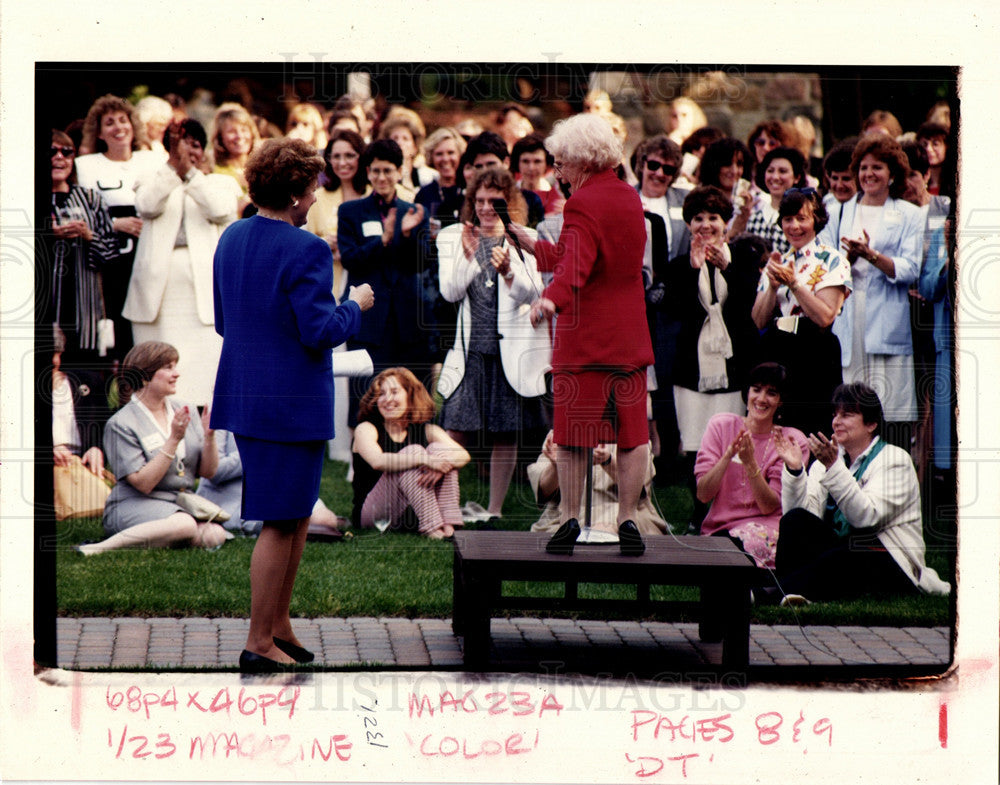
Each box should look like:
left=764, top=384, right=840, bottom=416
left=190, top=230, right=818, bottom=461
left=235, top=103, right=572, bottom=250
left=337, top=193, right=429, bottom=349
left=818, top=195, right=923, bottom=361
left=211, top=215, right=361, bottom=442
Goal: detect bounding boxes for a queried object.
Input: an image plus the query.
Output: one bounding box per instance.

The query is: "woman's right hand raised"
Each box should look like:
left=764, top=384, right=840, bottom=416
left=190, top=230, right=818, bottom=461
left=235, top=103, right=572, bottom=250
left=348, top=284, right=375, bottom=311
left=461, top=221, right=481, bottom=261
left=170, top=405, right=191, bottom=444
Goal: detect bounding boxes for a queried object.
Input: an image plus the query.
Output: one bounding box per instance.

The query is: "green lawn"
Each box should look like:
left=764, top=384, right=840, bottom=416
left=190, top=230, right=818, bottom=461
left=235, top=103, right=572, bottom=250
left=55, top=458, right=955, bottom=627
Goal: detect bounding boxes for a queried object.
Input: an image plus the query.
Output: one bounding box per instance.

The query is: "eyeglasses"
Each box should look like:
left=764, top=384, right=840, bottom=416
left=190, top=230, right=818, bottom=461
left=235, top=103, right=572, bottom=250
left=644, top=160, right=678, bottom=175
left=50, top=146, right=75, bottom=158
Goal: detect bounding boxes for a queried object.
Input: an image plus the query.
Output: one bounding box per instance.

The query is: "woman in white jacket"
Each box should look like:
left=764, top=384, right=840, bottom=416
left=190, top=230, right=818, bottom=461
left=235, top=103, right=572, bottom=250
left=122, top=120, right=240, bottom=406
left=435, top=168, right=551, bottom=519
left=767, top=382, right=949, bottom=603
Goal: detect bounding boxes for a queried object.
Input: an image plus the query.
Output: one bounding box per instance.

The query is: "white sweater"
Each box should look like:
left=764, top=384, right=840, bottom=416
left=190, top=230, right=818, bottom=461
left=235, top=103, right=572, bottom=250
left=781, top=438, right=950, bottom=595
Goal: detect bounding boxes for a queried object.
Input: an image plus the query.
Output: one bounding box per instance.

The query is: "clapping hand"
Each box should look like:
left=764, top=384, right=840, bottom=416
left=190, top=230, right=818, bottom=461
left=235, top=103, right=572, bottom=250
left=490, top=244, right=511, bottom=278
left=461, top=221, right=481, bottom=261
left=348, top=283, right=375, bottom=311
left=841, top=229, right=873, bottom=264
left=171, top=405, right=191, bottom=443
left=773, top=427, right=802, bottom=471
left=764, top=251, right=796, bottom=290
left=400, top=203, right=424, bottom=236
left=807, top=431, right=840, bottom=469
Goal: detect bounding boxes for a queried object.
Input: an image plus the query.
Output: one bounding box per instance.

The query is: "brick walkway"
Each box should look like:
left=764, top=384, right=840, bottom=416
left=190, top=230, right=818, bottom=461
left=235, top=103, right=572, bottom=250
left=56, top=617, right=951, bottom=676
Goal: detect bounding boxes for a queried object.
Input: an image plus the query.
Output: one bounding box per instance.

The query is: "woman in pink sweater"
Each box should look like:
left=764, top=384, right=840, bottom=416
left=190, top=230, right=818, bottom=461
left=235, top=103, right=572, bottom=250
left=694, top=362, right=808, bottom=567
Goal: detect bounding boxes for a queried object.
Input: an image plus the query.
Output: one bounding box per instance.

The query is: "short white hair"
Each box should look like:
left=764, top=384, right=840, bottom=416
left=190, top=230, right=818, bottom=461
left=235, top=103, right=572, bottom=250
left=135, top=95, right=173, bottom=126
left=545, top=113, right=622, bottom=171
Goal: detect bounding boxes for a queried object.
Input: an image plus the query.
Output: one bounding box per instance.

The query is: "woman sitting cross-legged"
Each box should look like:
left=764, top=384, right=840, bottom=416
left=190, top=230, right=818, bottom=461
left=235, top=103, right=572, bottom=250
left=694, top=362, right=808, bottom=568
left=77, top=341, right=228, bottom=555
left=764, top=382, right=951, bottom=604
left=352, top=367, right=471, bottom=539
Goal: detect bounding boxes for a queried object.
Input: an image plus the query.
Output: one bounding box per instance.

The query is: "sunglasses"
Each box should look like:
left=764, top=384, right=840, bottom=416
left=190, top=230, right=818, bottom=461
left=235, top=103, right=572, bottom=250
left=51, top=145, right=75, bottom=158
left=644, top=160, right=677, bottom=175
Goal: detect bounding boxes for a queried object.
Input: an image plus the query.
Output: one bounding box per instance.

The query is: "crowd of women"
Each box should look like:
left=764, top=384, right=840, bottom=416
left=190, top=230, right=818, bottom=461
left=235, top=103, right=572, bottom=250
left=50, top=86, right=955, bottom=643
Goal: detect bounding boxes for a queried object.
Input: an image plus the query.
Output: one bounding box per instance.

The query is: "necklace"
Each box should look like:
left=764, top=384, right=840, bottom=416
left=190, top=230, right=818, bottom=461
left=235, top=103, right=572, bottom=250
left=740, top=425, right=776, bottom=510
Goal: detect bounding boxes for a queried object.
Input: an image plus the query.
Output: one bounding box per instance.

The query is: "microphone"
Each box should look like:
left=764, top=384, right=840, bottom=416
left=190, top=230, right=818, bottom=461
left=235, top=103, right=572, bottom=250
left=491, top=198, right=525, bottom=261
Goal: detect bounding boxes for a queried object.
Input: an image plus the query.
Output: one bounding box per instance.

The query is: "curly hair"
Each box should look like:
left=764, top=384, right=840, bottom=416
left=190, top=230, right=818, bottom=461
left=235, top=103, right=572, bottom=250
left=80, top=94, right=147, bottom=155
left=117, top=341, right=179, bottom=407
left=682, top=185, right=734, bottom=224
left=850, top=135, right=910, bottom=199
left=321, top=128, right=368, bottom=193
left=357, top=368, right=436, bottom=427
left=460, top=167, right=528, bottom=226
left=699, top=137, right=751, bottom=190
left=244, top=138, right=325, bottom=210
left=209, top=102, right=261, bottom=167
left=545, top=113, right=622, bottom=172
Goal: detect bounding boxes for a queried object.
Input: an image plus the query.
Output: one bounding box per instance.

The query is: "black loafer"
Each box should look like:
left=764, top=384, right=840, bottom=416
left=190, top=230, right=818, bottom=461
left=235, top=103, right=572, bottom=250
left=273, top=636, right=315, bottom=663
left=546, top=518, right=581, bottom=555
left=239, top=649, right=297, bottom=673
left=618, top=520, right=645, bottom=556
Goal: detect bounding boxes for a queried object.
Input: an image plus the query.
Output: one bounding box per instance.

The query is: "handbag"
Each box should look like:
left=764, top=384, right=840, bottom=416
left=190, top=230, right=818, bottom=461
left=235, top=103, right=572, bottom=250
left=96, top=283, right=115, bottom=357
left=53, top=455, right=114, bottom=520
left=175, top=491, right=231, bottom=523
left=435, top=302, right=466, bottom=400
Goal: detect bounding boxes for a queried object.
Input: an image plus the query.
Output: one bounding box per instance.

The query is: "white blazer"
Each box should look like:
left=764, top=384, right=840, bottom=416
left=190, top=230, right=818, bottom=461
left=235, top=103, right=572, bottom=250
left=122, top=165, right=239, bottom=325
left=436, top=223, right=552, bottom=399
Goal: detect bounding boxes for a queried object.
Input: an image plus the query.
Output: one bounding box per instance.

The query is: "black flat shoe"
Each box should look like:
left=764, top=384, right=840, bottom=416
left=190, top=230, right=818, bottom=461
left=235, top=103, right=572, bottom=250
left=273, top=637, right=315, bottom=663
left=618, top=520, right=645, bottom=556
left=239, top=649, right=298, bottom=673
left=546, top=518, right=581, bottom=555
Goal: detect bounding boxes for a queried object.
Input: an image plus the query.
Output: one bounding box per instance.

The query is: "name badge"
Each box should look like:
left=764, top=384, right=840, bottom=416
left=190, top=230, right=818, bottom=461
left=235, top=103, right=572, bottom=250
left=362, top=220, right=383, bottom=237
left=139, top=432, right=166, bottom=453
left=669, top=206, right=684, bottom=221
left=776, top=315, right=799, bottom=334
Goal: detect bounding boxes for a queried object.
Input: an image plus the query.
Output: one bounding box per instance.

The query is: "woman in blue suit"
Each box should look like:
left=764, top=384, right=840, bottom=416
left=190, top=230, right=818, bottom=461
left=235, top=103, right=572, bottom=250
left=212, top=138, right=374, bottom=672
left=818, top=135, right=923, bottom=448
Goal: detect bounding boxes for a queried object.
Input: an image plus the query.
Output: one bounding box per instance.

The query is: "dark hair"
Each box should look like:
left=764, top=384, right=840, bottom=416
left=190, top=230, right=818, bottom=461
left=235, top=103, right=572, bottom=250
left=322, top=128, right=367, bottom=193
left=832, top=382, right=884, bottom=436
left=901, top=140, right=929, bottom=176
left=681, top=126, right=725, bottom=156
left=362, top=138, right=403, bottom=169
left=466, top=131, right=509, bottom=165
left=117, top=341, right=179, bottom=407
left=456, top=146, right=476, bottom=189
left=682, top=185, right=733, bottom=224
left=742, top=362, right=788, bottom=406
left=699, top=137, right=751, bottom=189
left=510, top=133, right=552, bottom=173
left=164, top=119, right=207, bottom=153
left=357, top=367, right=436, bottom=426
left=822, top=138, right=858, bottom=175
left=916, top=122, right=949, bottom=143
left=244, top=138, right=325, bottom=210
left=747, top=120, right=791, bottom=152
left=326, top=109, right=362, bottom=136
left=755, top=146, right=808, bottom=192
left=633, top=134, right=682, bottom=189
left=778, top=188, right=829, bottom=232
left=460, top=168, right=528, bottom=225
left=850, top=135, right=909, bottom=199
left=51, top=129, right=77, bottom=186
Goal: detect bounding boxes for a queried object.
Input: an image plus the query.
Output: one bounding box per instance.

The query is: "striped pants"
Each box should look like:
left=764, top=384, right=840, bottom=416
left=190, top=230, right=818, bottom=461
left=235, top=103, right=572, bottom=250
left=360, top=443, right=464, bottom=535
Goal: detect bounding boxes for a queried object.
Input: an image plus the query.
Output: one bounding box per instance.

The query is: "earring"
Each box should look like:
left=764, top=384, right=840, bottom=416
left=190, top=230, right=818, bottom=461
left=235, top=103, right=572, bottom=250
left=292, top=199, right=300, bottom=208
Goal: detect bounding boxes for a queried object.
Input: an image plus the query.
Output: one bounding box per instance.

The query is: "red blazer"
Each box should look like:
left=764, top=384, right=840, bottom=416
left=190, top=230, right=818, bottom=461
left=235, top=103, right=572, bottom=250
left=534, top=169, right=654, bottom=372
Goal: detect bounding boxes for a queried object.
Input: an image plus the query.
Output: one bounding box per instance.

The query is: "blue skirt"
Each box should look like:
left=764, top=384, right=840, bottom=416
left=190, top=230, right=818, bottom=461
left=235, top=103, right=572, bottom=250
left=234, top=434, right=325, bottom=521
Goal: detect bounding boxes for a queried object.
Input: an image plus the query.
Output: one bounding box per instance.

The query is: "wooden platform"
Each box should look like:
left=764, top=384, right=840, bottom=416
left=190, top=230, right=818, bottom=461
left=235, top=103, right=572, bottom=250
left=452, top=531, right=767, bottom=669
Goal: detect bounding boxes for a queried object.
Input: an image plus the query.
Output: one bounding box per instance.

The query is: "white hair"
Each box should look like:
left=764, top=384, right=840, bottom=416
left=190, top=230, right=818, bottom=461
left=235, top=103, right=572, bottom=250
left=545, top=113, right=622, bottom=171
left=135, top=95, right=173, bottom=126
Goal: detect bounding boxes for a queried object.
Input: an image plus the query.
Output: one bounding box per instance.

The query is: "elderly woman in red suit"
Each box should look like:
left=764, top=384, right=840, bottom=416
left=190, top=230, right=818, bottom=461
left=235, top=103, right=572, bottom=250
left=212, top=138, right=374, bottom=672
left=509, top=113, right=654, bottom=556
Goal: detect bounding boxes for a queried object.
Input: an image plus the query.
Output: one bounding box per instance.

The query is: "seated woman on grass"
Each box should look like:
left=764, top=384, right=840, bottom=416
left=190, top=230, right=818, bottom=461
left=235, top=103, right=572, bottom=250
left=694, top=362, right=808, bottom=568
left=352, top=367, right=470, bottom=539
left=78, top=341, right=228, bottom=555
left=765, top=382, right=951, bottom=604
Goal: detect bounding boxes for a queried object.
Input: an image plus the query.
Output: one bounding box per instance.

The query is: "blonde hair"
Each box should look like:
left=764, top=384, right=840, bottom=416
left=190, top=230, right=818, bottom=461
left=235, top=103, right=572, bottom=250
left=209, top=102, right=261, bottom=166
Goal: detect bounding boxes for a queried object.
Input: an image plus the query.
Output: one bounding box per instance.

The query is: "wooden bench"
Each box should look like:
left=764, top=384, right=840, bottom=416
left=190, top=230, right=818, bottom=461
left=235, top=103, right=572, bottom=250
left=452, top=531, right=766, bottom=669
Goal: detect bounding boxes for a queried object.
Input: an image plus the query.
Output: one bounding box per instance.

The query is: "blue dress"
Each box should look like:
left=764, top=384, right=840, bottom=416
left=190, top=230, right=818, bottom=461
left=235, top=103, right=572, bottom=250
left=211, top=215, right=362, bottom=520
